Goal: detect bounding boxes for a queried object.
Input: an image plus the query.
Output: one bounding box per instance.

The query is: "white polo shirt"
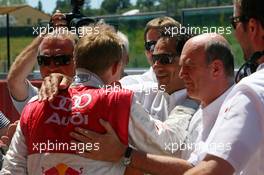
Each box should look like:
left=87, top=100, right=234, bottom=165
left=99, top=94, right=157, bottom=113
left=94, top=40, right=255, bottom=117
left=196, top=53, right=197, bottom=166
left=185, top=86, right=233, bottom=161
left=120, top=67, right=157, bottom=87
left=121, top=67, right=188, bottom=121
left=191, top=64, right=264, bottom=175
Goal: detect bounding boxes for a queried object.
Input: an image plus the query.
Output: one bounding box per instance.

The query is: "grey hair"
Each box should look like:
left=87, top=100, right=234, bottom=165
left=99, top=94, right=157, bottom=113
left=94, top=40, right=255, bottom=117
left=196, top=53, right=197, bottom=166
left=117, top=31, right=129, bottom=54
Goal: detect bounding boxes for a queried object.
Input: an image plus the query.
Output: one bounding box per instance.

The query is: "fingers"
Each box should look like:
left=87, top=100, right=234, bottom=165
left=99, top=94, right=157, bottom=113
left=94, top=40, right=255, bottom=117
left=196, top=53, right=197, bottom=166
left=1, top=136, right=9, bottom=146
left=38, top=77, right=49, bottom=101
left=59, top=75, right=72, bottom=90
left=0, top=139, right=6, bottom=147
left=38, top=73, right=63, bottom=102
left=72, top=127, right=100, bottom=139
left=38, top=76, right=54, bottom=101
left=7, top=123, right=17, bottom=138
left=47, top=74, right=63, bottom=102
left=99, top=119, right=116, bottom=136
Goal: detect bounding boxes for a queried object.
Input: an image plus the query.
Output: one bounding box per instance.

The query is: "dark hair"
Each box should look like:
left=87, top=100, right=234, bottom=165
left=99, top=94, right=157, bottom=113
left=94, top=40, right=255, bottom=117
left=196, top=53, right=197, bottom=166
left=237, top=0, right=264, bottom=28
left=144, top=16, right=181, bottom=42
left=205, top=40, right=235, bottom=78
left=159, top=31, right=193, bottom=57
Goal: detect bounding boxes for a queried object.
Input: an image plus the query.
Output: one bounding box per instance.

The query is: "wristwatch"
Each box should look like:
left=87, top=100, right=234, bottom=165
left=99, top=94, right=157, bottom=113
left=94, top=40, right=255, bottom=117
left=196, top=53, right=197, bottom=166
left=121, top=146, right=133, bottom=166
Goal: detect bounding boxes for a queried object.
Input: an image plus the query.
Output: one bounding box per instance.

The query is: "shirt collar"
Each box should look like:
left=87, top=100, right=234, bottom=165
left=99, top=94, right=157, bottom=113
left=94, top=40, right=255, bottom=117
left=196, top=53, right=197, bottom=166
left=202, top=85, right=234, bottom=115
left=201, top=85, right=234, bottom=130
left=73, top=68, right=105, bottom=88
left=169, top=88, right=187, bottom=112
left=160, top=88, right=187, bottom=112
left=257, top=63, right=264, bottom=71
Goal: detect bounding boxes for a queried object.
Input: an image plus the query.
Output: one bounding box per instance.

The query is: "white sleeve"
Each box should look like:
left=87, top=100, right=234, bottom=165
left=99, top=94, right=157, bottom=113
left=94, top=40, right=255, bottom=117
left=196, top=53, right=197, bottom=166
left=11, top=80, right=38, bottom=114
left=203, top=91, right=263, bottom=172
left=1, top=123, right=28, bottom=175
left=129, top=97, right=198, bottom=157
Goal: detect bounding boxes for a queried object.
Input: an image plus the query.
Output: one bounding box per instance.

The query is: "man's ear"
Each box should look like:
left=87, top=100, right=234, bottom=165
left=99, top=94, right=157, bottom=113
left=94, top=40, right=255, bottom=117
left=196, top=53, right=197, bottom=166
left=210, top=60, right=224, bottom=78
left=111, top=61, right=120, bottom=76
left=248, top=18, right=264, bottom=49
left=248, top=18, right=259, bottom=40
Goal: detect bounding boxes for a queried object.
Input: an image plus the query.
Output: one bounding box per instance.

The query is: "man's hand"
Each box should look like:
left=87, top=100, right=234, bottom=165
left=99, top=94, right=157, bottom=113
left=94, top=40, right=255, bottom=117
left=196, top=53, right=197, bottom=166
left=38, top=73, right=72, bottom=102
left=0, top=120, right=18, bottom=149
left=70, top=119, right=126, bottom=162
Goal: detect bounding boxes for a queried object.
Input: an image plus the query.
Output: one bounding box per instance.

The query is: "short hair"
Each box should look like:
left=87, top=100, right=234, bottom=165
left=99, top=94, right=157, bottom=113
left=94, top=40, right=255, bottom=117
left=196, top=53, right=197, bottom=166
left=144, top=16, right=181, bottom=42
left=39, top=29, right=77, bottom=54
left=235, top=0, right=264, bottom=28
left=158, top=32, right=193, bottom=57
left=205, top=40, right=235, bottom=78
left=117, top=31, right=129, bottom=54
left=74, top=30, right=123, bottom=75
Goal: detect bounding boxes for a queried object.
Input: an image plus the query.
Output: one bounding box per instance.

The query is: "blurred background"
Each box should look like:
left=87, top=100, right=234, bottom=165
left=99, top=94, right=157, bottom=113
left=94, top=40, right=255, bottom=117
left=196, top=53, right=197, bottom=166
left=0, top=0, right=243, bottom=74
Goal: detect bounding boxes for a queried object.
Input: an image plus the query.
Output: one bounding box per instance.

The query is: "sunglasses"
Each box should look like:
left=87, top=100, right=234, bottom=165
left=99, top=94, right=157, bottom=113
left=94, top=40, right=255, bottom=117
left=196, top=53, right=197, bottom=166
left=152, top=54, right=177, bottom=65
left=230, top=16, right=249, bottom=29
left=145, top=41, right=157, bottom=51
left=37, top=55, right=72, bottom=66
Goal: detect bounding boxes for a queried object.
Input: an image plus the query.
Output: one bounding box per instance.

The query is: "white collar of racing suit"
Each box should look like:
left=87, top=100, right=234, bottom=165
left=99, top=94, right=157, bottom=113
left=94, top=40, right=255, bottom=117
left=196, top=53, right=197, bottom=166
left=72, top=68, right=105, bottom=88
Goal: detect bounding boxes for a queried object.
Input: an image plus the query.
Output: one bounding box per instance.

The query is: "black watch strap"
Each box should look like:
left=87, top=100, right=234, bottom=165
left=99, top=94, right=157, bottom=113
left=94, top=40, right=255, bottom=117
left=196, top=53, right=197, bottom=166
left=124, top=146, right=133, bottom=158
left=122, top=146, right=133, bottom=166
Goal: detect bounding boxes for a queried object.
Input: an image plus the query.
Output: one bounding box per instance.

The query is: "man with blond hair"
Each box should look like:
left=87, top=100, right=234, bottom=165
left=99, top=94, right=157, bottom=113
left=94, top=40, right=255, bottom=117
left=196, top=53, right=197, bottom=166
left=7, top=30, right=77, bottom=114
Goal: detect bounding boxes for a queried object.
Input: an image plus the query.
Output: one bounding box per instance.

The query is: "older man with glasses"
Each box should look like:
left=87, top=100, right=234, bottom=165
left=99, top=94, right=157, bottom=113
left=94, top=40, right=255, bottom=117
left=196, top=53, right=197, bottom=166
left=7, top=30, right=77, bottom=114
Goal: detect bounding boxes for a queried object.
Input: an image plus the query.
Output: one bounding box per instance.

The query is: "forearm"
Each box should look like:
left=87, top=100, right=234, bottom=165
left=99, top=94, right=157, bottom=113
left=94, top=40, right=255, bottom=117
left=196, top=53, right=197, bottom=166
left=130, top=150, right=193, bottom=175
left=1, top=123, right=28, bottom=174
left=130, top=100, right=192, bottom=156
left=7, top=36, right=43, bottom=100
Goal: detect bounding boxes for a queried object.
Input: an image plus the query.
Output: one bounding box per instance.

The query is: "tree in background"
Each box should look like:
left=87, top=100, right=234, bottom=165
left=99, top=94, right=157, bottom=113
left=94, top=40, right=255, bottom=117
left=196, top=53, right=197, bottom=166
left=101, top=0, right=131, bottom=14
left=53, top=0, right=92, bottom=14
left=136, top=0, right=159, bottom=12
left=37, top=0, right=42, bottom=11
left=53, top=0, right=71, bottom=13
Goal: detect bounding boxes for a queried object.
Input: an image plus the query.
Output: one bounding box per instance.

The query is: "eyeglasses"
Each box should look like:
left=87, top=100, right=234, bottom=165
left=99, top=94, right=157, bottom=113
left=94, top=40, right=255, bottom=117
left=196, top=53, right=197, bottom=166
left=37, top=55, right=72, bottom=66
left=152, top=53, right=177, bottom=65
left=145, top=41, right=157, bottom=51
left=230, top=16, right=249, bottom=29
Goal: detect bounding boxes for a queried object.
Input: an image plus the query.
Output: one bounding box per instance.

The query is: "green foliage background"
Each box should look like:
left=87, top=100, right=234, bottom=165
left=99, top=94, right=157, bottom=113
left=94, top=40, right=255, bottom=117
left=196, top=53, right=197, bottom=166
left=0, top=0, right=244, bottom=72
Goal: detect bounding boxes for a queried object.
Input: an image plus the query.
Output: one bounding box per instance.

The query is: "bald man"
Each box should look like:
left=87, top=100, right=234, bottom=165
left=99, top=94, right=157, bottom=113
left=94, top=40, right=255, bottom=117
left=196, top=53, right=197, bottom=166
left=68, top=33, right=235, bottom=175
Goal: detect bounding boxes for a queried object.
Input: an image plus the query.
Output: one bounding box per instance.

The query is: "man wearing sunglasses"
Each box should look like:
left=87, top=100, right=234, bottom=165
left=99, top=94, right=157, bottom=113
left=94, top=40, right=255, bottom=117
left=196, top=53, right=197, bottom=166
left=120, top=16, right=180, bottom=88
left=121, top=17, right=194, bottom=121
left=7, top=31, right=77, bottom=114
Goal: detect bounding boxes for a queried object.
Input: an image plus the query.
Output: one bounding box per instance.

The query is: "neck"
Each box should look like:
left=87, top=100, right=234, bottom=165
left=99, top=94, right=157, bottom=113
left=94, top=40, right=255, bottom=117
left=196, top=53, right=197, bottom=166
left=201, top=79, right=234, bottom=108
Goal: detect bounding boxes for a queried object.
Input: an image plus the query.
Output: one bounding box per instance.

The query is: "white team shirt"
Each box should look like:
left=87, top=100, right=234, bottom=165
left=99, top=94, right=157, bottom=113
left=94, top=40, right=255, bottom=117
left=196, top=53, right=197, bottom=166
left=185, top=86, right=233, bottom=161
left=120, top=67, right=157, bottom=87
left=190, top=63, right=264, bottom=175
